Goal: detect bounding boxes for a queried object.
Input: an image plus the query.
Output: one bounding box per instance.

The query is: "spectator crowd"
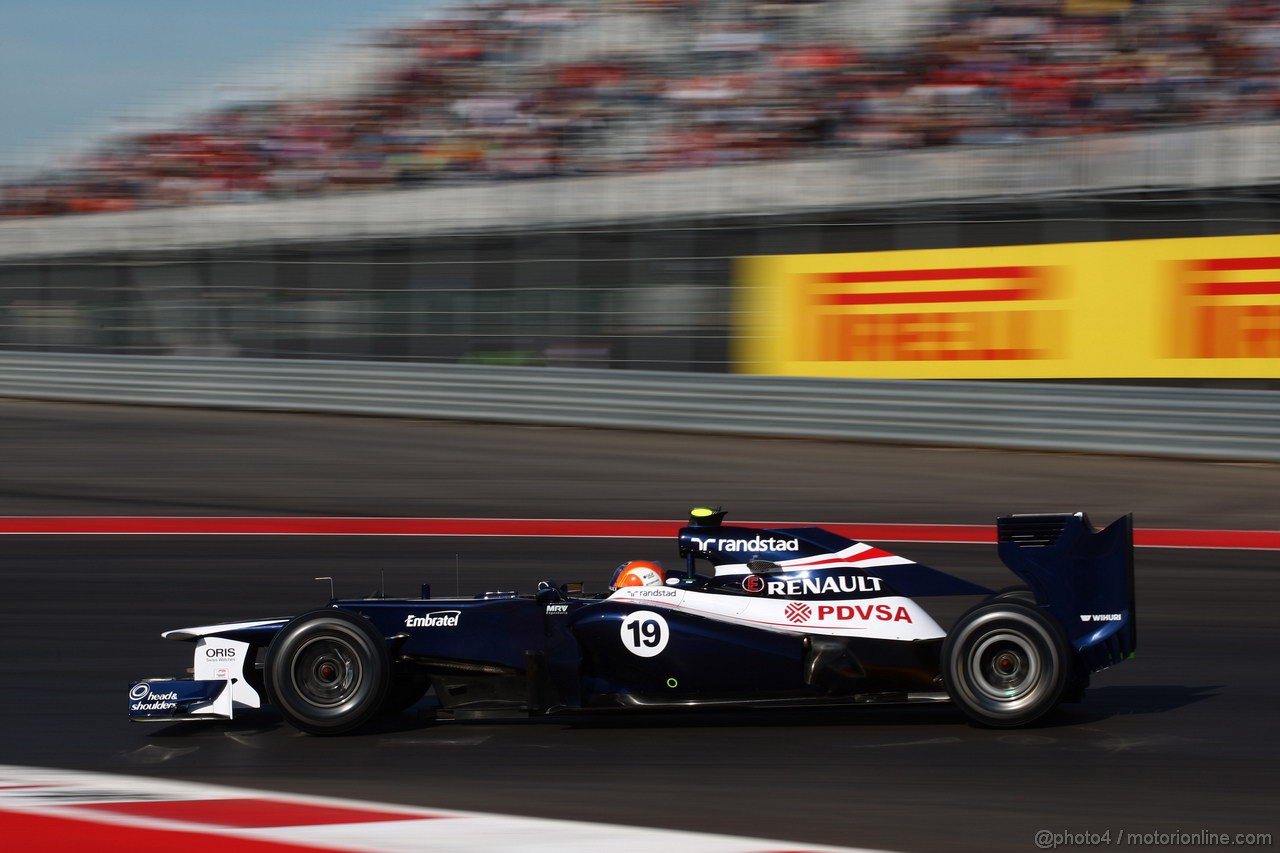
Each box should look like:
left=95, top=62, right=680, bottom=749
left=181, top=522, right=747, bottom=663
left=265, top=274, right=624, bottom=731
left=3, top=0, right=1279, bottom=218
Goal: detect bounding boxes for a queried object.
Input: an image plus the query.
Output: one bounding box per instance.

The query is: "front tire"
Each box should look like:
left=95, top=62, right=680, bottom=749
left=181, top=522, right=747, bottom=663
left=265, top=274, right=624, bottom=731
left=265, top=609, right=390, bottom=735
left=942, top=600, right=1070, bottom=728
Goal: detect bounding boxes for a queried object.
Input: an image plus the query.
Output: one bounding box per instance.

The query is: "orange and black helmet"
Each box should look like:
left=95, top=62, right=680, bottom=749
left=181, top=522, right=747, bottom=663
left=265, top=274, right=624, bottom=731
left=609, top=560, right=666, bottom=590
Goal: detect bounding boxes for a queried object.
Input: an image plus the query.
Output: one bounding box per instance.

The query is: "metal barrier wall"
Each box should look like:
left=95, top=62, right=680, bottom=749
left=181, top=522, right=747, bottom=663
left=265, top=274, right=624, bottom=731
left=1, top=353, right=1276, bottom=462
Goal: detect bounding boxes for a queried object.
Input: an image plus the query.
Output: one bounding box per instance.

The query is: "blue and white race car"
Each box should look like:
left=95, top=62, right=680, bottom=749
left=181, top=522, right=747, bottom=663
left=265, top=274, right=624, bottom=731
left=128, top=508, right=1136, bottom=733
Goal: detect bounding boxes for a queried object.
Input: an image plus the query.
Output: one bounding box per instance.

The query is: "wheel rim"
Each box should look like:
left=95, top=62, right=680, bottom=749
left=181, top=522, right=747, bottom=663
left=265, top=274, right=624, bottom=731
left=968, top=631, right=1040, bottom=706
left=291, top=636, right=363, bottom=708
left=945, top=605, right=1068, bottom=726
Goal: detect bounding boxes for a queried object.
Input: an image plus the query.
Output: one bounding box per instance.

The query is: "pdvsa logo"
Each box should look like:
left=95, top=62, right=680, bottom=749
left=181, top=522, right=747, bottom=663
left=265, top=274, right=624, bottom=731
left=784, top=602, right=812, bottom=623
left=797, top=264, right=1063, bottom=363
left=781, top=602, right=913, bottom=625
left=816, top=603, right=912, bottom=624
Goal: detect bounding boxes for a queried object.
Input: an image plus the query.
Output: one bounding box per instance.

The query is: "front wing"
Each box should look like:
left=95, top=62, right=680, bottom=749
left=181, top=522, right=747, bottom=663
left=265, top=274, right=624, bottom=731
left=128, top=635, right=264, bottom=723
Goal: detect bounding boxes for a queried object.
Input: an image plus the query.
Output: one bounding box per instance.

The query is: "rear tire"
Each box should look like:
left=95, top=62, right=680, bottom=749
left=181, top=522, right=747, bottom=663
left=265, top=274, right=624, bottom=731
left=942, top=600, right=1069, bottom=728
left=985, top=586, right=1091, bottom=702
left=265, top=609, right=389, bottom=735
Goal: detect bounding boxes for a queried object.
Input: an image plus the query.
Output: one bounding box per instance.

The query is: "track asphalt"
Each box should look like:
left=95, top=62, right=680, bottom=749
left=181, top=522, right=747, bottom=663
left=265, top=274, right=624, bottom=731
left=0, top=399, right=1275, bottom=852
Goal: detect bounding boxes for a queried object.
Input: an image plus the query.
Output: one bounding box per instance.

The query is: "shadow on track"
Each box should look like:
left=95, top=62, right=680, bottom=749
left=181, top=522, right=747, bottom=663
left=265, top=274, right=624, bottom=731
left=128, top=683, right=1220, bottom=742
left=1051, top=684, right=1220, bottom=724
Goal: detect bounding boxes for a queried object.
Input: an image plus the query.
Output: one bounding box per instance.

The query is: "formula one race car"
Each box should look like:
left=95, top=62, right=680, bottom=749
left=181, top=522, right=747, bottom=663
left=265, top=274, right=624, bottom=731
left=128, top=508, right=1136, bottom=734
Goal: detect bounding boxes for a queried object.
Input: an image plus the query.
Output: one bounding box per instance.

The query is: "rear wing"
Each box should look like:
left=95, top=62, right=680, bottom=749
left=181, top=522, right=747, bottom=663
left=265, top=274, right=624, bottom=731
left=997, top=513, right=1136, bottom=672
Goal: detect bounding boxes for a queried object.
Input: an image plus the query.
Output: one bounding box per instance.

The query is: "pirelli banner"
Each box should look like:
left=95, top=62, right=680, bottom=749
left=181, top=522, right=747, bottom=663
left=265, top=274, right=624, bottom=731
left=736, top=235, right=1280, bottom=379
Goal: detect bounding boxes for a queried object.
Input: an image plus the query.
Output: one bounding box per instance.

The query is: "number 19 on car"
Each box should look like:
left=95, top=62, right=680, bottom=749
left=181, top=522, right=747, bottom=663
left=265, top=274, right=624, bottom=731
left=620, top=611, right=670, bottom=657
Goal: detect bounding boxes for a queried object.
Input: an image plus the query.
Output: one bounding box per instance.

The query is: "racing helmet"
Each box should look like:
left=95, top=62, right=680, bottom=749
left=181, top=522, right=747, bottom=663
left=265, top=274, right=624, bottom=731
left=610, top=560, right=666, bottom=590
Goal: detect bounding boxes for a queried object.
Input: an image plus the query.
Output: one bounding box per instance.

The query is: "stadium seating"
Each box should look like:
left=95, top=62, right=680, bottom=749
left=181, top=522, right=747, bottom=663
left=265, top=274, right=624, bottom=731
left=3, top=0, right=1278, bottom=218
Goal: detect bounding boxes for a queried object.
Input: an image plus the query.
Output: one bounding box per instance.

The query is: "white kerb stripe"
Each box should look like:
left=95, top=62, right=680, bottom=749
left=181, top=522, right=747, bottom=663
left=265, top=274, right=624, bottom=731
left=0, top=764, right=898, bottom=853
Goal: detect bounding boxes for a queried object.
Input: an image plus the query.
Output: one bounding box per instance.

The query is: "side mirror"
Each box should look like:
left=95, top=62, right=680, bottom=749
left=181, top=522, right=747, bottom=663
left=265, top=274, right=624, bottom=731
left=535, top=581, right=565, bottom=603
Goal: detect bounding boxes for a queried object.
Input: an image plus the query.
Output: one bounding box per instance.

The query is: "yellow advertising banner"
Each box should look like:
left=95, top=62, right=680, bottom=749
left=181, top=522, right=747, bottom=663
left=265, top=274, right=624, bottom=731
left=735, top=234, right=1280, bottom=379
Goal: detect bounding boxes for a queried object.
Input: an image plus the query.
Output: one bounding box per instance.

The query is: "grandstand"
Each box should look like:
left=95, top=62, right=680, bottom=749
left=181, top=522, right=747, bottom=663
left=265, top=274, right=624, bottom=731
left=3, top=0, right=1278, bottom=218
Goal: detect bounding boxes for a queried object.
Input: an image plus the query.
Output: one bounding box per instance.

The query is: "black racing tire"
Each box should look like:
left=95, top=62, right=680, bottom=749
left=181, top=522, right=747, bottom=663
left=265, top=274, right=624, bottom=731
left=942, top=599, right=1070, bottom=728
left=265, top=609, right=390, bottom=735
left=984, top=587, right=1091, bottom=703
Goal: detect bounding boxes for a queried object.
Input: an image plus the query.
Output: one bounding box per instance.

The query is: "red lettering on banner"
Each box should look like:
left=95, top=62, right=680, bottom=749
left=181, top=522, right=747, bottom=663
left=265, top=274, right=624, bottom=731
left=1173, top=257, right=1280, bottom=359
left=799, top=265, right=1061, bottom=362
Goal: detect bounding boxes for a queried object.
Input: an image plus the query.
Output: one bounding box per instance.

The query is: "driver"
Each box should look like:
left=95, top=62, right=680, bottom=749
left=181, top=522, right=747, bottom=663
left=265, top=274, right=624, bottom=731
left=609, top=560, right=666, bottom=590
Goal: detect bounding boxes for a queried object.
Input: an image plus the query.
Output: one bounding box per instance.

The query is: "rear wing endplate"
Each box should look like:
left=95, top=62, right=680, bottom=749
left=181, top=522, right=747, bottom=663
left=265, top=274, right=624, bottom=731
left=997, top=512, right=1136, bottom=672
